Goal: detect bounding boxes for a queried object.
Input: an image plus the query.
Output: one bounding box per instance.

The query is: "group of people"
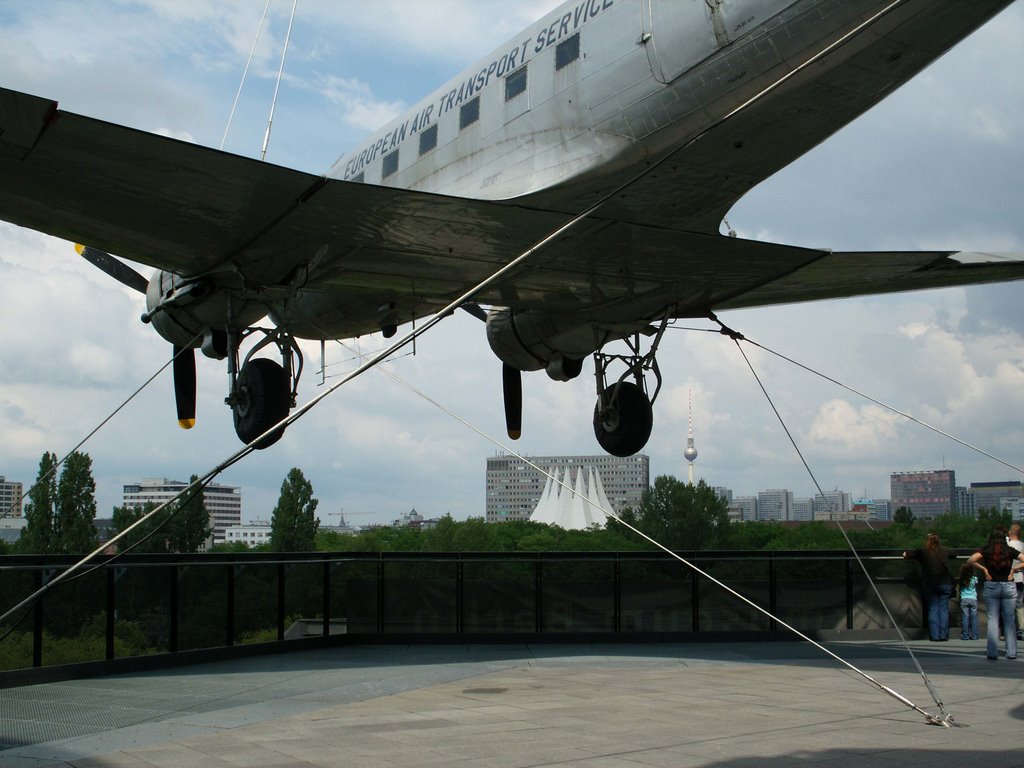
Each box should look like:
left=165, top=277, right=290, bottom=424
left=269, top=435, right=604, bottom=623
left=902, top=523, right=1024, bottom=660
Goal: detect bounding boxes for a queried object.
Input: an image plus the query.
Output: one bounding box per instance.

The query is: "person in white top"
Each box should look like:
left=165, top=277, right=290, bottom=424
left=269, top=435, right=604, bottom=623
left=1007, top=523, right=1024, bottom=641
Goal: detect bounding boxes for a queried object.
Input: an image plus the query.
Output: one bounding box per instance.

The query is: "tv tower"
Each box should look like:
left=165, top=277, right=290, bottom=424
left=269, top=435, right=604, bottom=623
left=684, top=389, right=698, bottom=484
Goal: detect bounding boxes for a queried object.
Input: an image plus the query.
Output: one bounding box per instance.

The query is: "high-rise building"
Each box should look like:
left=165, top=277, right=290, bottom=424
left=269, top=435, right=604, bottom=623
left=954, top=486, right=975, bottom=517
left=970, top=481, right=1022, bottom=514
left=729, top=496, right=757, bottom=522
left=813, top=490, right=852, bottom=520
left=792, top=498, right=814, bottom=522
left=485, top=453, right=649, bottom=522
left=756, top=489, right=794, bottom=521
left=890, top=470, right=955, bottom=518
left=0, top=476, right=24, bottom=518
left=123, top=478, right=242, bottom=544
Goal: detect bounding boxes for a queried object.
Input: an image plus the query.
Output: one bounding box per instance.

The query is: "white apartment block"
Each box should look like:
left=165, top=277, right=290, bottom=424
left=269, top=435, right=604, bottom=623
left=756, top=489, right=794, bottom=521
left=1002, top=498, right=1024, bottom=520
left=224, top=520, right=272, bottom=547
left=728, top=496, right=757, bottom=523
left=123, top=478, right=242, bottom=544
left=792, top=498, right=814, bottom=522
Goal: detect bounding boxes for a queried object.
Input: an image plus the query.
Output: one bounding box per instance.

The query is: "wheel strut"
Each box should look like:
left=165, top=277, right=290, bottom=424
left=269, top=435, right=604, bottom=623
left=591, top=314, right=669, bottom=456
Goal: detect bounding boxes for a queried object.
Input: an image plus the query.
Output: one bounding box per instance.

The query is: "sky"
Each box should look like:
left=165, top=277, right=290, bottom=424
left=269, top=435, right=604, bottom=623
left=1, top=0, right=1022, bottom=526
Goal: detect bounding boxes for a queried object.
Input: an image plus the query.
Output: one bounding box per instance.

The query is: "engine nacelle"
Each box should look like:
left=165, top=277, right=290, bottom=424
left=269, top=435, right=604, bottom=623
left=486, top=308, right=616, bottom=380
left=144, top=271, right=266, bottom=356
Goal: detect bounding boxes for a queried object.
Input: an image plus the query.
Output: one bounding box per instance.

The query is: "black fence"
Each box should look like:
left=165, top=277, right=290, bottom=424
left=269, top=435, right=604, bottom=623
left=0, top=549, right=962, bottom=684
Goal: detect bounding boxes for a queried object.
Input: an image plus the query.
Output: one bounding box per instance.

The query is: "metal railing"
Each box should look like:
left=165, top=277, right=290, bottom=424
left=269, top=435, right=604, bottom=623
left=0, top=549, right=954, bottom=683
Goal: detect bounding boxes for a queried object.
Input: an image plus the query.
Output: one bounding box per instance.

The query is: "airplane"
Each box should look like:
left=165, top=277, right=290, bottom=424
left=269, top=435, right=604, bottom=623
left=1, top=0, right=1022, bottom=458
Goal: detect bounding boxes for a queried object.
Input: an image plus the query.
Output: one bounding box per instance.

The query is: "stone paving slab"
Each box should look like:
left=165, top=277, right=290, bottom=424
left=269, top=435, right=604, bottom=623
left=2, top=640, right=1023, bottom=767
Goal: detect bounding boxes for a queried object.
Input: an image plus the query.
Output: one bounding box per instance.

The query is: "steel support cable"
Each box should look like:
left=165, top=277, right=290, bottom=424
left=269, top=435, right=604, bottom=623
left=220, top=0, right=272, bottom=151
left=308, top=321, right=951, bottom=726
left=726, top=334, right=952, bottom=725
left=742, top=337, right=1023, bottom=477
left=260, top=0, right=299, bottom=161
left=0, top=477, right=216, bottom=630
left=0, top=336, right=201, bottom=521
left=2, top=0, right=912, bottom=653
left=245, top=0, right=918, bottom=467
left=0, top=478, right=213, bottom=643
left=671, top=320, right=1023, bottom=476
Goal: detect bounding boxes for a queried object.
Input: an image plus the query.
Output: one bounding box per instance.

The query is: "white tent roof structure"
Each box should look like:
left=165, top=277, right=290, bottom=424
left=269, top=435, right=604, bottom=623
left=529, top=466, right=613, bottom=530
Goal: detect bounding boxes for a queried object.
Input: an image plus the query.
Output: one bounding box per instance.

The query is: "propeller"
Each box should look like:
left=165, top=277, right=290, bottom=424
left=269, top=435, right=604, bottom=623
left=172, top=345, right=197, bottom=429
left=502, top=362, right=523, bottom=440
left=75, top=243, right=149, bottom=294
left=460, top=303, right=525, bottom=440
left=76, top=244, right=197, bottom=430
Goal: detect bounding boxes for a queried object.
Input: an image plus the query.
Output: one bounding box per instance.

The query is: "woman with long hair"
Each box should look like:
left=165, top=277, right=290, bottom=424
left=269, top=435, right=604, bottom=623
left=968, top=527, right=1024, bottom=660
left=902, top=532, right=953, bottom=641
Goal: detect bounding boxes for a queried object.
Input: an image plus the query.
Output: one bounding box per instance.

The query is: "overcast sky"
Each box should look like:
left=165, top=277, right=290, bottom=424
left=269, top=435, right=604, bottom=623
left=1, top=1, right=1022, bottom=525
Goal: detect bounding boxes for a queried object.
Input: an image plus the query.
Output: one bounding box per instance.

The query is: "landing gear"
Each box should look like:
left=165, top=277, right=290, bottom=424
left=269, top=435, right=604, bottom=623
left=591, top=316, right=668, bottom=457
left=233, top=358, right=290, bottom=448
left=226, top=328, right=303, bottom=449
left=593, top=381, right=653, bottom=457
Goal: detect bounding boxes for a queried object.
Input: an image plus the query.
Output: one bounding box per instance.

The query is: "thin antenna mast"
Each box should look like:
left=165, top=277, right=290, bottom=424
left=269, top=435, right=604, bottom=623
left=221, top=0, right=272, bottom=151
left=261, top=0, right=299, bottom=161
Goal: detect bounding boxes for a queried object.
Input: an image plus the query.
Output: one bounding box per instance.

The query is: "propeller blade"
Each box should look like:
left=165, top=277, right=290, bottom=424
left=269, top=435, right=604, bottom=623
left=502, top=363, right=522, bottom=440
left=172, top=345, right=197, bottom=429
left=75, top=244, right=149, bottom=294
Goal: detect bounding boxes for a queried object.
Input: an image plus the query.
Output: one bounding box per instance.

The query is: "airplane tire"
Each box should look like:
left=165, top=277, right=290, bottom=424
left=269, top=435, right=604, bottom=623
left=233, top=358, right=290, bottom=449
left=593, top=381, right=653, bottom=457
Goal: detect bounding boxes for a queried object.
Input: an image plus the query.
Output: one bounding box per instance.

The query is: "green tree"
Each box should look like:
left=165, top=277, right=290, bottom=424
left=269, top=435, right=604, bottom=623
left=270, top=468, right=320, bottom=552
left=111, top=502, right=166, bottom=553
left=167, top=475, right=212, bottom=552
left=19, top=451, right=59, bottom=553
left=110, top=478, right=212, bottom=554
left=893, top=506, right=915, bottom=527
left=625, top=476, right=729, bottom=550
left=53, top=451, right=98, bottom=554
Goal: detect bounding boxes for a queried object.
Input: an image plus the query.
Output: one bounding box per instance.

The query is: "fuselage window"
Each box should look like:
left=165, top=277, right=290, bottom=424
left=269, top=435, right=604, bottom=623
left=505, top=66, right=527, bottom=101
left=460, top=96, right=480, bottom=130
left=419, top=124, right=438, bottom=156
left=556, top=32, right=580, bottom=70
left=382, top=149, right=399, bottom=179
left=351, top=172, right=365, bottom=183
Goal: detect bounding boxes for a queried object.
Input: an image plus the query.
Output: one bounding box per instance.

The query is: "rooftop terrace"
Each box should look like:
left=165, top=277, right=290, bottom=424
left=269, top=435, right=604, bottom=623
left=3, top=639, right=1022, bottom=767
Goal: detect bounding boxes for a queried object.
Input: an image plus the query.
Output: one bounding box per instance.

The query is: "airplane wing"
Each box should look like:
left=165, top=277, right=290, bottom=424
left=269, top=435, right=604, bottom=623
left=2, top=86, right=1023, bottom=339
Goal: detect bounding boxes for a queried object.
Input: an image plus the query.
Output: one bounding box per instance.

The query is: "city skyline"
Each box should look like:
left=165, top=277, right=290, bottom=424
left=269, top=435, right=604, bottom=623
left=0, top=2, right=1021, bottom=526
left=3, top=453, right=1021, bottom=525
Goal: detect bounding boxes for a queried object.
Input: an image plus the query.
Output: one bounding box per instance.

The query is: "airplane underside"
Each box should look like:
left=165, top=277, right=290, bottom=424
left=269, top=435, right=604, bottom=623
left=3, top=0, right=1022, bottom=455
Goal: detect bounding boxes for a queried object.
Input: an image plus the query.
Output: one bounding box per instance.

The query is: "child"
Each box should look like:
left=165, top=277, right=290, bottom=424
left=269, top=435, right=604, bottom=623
left=958, top=562, right=979, bottom=640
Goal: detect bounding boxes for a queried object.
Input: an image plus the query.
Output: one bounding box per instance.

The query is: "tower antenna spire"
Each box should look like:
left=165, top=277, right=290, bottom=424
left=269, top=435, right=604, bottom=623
left=684, top=388, right=698, bottom=484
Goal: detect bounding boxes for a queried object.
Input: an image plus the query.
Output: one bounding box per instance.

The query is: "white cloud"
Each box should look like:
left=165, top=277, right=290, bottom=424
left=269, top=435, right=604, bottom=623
left=318, top=76, right=407, bottom=132
left=0, top=2, right=1022, bottom=521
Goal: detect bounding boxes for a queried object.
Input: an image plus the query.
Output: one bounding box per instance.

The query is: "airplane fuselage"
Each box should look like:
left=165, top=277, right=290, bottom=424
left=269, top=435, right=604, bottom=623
left=324, top=0, right=998, bottom=218
left=279, top=0, right=1014, bottom=350
left=2, top=0, right=1019, bottom=452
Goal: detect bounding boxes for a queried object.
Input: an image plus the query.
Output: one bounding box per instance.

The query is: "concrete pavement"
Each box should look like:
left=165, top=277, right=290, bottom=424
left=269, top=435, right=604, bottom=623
left=2, top=640, right=1023, bottom=767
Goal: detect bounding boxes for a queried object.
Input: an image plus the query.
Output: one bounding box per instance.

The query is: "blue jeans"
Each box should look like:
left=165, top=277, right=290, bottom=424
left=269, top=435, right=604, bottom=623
left=960, top=597, right=978, bottom=639
left=925, top=583, right=952, bottom=640
left=983, top=581, right=1017, bottom=659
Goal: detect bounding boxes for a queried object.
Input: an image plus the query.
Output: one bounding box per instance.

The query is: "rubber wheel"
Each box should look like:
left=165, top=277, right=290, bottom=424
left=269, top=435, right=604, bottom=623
left=593, top=381, right=653, bottom=457
left=233, top=358, right=290, bottom=449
